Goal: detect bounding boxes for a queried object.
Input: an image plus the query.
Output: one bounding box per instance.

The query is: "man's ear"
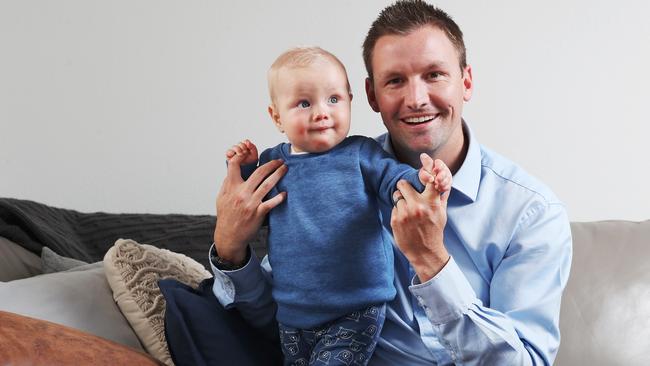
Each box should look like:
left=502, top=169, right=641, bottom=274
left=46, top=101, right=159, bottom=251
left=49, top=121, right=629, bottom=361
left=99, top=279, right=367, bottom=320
left=365, top=77, right=380, bottom=113
left=268, top=104, right=284, bottom=132
left=462, top=65, right=473, bottom=102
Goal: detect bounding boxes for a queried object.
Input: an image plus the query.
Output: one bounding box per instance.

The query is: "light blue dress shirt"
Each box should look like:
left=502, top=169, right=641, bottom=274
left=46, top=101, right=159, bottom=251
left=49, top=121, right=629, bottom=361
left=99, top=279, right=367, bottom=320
left=210, top=121, right=572, bottom=365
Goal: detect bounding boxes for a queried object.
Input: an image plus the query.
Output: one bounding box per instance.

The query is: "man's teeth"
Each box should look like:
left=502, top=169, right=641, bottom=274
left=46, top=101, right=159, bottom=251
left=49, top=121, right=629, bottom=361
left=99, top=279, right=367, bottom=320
left=403, top=115, right=435, bottom=123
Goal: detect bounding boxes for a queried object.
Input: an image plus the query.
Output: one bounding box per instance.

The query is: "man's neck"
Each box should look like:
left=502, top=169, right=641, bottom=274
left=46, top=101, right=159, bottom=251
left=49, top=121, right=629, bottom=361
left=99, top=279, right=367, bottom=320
left=391, top=124, right=469, bottom=175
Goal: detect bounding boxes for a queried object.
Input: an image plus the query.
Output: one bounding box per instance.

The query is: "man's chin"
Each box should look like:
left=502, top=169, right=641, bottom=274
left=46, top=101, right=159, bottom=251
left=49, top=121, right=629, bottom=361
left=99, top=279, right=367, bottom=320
left=397, top=134, right=439, bottom=152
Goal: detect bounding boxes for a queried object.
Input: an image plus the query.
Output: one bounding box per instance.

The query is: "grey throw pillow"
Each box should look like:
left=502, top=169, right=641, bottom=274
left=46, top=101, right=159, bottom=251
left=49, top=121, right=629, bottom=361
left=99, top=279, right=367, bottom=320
left=0, top=261, right=143, bottom=351
left=0, top=237, right=42, bottom=282
left=41, top=246, right=89, bottom=273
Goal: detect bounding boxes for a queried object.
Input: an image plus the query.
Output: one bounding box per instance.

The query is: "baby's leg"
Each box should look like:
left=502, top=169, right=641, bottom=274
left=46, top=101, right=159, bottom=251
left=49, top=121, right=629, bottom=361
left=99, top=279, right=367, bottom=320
left=310, top=303, right=386, bottom=366
left=279, top=324, right=312, bottom=366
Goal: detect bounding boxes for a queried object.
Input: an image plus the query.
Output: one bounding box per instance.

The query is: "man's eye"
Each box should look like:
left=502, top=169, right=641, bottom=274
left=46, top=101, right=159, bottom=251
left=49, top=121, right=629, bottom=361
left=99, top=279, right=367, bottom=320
left=387, top=78, right=401, bottom=85
left=298, top=100, right=311, bottom=108
left=328, top=96, right=338, bottom=104
left=428, top=72, right=440, bottom=79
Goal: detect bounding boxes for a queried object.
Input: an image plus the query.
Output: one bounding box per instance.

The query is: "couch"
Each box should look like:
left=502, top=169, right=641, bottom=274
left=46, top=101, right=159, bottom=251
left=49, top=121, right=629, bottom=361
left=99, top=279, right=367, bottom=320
left=0, top=198, right=648, bottom=365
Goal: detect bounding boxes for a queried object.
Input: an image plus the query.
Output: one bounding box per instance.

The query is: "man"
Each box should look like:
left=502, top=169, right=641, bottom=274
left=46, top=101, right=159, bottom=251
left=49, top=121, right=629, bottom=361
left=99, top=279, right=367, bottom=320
left=165, top=1, right=572, bottom=365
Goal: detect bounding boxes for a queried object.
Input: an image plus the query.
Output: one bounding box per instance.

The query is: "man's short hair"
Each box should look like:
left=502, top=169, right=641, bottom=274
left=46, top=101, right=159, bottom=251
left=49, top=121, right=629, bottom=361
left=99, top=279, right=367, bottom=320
left=362, top=0, right=467, bottom=81
left=268, top=46, right=350, bottom=104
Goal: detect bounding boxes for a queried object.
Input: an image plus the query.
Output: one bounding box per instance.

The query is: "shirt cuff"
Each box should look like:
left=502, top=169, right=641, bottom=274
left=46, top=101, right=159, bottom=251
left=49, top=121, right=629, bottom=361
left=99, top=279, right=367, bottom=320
left=408, top=256, right=477, bottom=324
left=209, top=244, right=264, bottom=307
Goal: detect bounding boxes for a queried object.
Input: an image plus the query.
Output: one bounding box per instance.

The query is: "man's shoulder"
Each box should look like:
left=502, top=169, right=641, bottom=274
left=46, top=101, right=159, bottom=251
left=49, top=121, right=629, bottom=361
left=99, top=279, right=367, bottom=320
left=479, top=145, right=561, bottom=206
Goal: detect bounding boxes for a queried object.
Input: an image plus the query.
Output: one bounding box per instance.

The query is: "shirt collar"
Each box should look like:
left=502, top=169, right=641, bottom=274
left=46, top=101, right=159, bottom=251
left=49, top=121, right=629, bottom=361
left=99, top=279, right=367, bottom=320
left=452, top=120, right=481, bottom=203
left=379, top=119, right=481, bottom=203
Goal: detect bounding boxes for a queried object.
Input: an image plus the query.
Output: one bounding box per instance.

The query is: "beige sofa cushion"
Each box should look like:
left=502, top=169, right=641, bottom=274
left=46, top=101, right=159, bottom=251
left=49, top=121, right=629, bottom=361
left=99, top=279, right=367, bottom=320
left=557, top=220, right=650, bottom=366
left=104, top=239, right=211, bottom=366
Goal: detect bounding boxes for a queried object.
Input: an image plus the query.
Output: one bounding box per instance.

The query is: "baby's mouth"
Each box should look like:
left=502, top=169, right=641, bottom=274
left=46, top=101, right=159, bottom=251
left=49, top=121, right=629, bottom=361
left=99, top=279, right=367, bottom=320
left=310, top=123, right=334, bottom=132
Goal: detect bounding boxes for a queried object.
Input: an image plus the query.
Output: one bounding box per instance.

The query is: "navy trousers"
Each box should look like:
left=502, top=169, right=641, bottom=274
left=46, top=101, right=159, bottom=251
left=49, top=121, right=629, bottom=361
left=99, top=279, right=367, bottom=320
left=159, top=277, right=283, bottom=366
left=278, top=304, right=386, bottom=366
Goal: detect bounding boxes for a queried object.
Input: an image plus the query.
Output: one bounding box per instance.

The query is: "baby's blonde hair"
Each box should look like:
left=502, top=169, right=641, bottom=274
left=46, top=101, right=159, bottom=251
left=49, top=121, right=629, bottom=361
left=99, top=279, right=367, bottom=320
left=267, top=46, right=351, bottom=104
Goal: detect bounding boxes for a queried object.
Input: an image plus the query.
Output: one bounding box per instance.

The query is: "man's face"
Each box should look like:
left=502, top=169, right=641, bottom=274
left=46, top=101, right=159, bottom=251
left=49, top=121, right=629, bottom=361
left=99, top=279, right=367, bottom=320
left=366, top=25, right=473, bottom=160
left=269, top=60, right=351, bottom=153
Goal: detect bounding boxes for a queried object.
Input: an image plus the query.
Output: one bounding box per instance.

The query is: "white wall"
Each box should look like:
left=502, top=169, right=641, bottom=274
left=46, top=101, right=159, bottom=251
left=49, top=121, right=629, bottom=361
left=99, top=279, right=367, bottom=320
left=1, top=0, right=648, bottom=221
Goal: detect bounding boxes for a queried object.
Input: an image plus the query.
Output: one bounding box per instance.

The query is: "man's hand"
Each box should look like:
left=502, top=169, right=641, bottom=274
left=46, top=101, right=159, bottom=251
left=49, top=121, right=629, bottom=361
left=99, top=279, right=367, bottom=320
left=226, top=139, right=259, bottom=166
left=214, top=151, right=287, bottom=265
left=417, top=157, right=452, bottom=193
left=391, top=153, right=451, bottom=282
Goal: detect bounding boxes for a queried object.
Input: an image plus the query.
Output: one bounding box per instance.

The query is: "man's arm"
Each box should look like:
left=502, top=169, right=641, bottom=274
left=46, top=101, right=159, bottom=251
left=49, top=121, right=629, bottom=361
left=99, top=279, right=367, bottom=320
left=213, top=150, right=286, bottom=265
left=395, top=180, right=572, bottom=364
left=209, top=152, right=286, bottom=334
left=210, top=243, right=278, bottom=337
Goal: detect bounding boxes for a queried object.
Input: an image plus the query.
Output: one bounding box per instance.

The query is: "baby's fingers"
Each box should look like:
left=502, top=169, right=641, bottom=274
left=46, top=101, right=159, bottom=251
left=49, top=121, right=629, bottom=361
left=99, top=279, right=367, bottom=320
left=435, top=174, right=453, bottom=193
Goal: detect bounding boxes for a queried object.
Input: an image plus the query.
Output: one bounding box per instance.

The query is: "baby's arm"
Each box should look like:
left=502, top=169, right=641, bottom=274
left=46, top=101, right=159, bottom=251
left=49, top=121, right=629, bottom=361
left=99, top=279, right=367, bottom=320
left=226, top=139, right=259, bottom=166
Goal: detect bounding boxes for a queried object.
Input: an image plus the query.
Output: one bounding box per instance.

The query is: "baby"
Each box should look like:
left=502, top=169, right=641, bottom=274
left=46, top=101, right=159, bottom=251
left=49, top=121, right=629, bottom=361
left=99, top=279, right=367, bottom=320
left=226, top=47, right=451, bottom=366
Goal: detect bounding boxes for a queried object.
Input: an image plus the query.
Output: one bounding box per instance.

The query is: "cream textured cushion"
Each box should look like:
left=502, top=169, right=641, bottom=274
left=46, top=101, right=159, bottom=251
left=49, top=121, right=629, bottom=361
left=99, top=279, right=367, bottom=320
left=104, top=239, right=211, bottom=366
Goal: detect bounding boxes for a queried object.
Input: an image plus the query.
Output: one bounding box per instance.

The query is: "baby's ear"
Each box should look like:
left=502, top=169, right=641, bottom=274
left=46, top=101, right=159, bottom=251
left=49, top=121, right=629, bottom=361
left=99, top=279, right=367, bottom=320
left=268, top=104, right=284, bottom=132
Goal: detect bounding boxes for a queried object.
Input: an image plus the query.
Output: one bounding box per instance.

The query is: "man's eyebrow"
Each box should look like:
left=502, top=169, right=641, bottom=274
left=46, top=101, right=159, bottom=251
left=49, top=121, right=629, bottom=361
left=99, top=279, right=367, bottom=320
left=376, top=61, right=451, bottom=81
left=425, top=61, right=449, bottom=70
left=376, top=70, right=402, bottom=82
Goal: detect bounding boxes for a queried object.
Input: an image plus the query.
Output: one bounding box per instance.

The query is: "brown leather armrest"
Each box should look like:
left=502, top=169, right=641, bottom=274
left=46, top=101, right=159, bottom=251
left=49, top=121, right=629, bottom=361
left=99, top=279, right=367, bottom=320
left=0, top=311, right=163, bottom=365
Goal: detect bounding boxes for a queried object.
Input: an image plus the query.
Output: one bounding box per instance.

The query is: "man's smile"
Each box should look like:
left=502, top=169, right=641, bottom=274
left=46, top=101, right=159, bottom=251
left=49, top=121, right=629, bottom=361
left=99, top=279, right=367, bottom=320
left=400, top=114, right=439, bottom=125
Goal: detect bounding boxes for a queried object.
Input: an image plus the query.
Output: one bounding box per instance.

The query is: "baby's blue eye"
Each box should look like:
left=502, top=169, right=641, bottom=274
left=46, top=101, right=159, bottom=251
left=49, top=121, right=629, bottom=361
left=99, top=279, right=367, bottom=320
left=328, top=96, right=338, bottom=104
left=298, top=100, right=310, bottom=108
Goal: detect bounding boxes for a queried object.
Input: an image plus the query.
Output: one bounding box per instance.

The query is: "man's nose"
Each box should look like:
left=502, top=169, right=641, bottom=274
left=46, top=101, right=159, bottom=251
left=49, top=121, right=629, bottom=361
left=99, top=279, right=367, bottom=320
left=405, top=80, right=428, bottom=110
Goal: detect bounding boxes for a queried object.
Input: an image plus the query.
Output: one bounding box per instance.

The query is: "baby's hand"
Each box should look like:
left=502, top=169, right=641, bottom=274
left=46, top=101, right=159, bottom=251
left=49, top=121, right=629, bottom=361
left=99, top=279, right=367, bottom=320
left=418, top=154, right=452, bottom=194
left=431, top=159, right=452, bottom=194
left=225, top=139, right=259, bottom=166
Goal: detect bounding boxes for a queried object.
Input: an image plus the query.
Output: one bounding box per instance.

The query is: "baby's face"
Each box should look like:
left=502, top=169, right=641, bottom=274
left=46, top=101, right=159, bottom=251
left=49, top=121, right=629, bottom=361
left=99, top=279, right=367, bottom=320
left=270, top=60, right=351, bottom=153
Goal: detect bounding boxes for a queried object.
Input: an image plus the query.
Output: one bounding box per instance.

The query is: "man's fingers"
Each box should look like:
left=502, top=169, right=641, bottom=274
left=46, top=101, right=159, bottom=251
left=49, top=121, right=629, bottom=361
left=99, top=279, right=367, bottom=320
left=396, top=179, right=420, bottom=203
left=225, top=152, right=245, bottom=183
left=421, top=179, right=443, bottom=206
left=418, top=168, right=435, bottom=186
left=392, top=189, right=405, bottom=206
left=258, top=191, right=287, bottom=215
left=420, top=153, right=434, bottom=173
left=250, top=160, right=287, bottom=201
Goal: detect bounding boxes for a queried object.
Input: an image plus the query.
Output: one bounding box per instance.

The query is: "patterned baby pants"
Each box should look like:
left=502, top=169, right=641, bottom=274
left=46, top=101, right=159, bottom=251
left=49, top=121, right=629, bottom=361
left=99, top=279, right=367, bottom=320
left=278, top=303, right=386, bottom=366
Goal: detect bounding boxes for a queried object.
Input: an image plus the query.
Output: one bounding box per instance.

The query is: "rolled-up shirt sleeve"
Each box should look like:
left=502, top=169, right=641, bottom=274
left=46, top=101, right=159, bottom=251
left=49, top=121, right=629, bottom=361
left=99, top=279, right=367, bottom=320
left=209, top=244, right=277, bottom=329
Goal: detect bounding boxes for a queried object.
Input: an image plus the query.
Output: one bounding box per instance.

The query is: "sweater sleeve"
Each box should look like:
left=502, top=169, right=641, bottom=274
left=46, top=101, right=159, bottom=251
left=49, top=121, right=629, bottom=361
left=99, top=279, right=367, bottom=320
left=357, top=137, right=424, bottom=207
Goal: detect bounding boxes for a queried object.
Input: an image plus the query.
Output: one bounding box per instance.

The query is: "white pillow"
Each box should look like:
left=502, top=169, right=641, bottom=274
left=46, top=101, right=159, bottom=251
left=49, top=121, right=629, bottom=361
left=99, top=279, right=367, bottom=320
left=0, top=261, right=143, bottom=351
left=104, top=239, right=211, bottom=366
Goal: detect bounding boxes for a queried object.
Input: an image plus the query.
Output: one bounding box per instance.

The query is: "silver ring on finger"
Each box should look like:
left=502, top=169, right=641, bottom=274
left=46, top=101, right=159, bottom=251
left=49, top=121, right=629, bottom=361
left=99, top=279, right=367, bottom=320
left=393, top=195, right=405, bottom=206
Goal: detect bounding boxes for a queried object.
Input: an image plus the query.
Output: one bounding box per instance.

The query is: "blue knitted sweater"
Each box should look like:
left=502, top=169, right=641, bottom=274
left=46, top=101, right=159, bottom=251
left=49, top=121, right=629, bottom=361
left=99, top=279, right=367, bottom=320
left=242, top=136, right=423, bottom=328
